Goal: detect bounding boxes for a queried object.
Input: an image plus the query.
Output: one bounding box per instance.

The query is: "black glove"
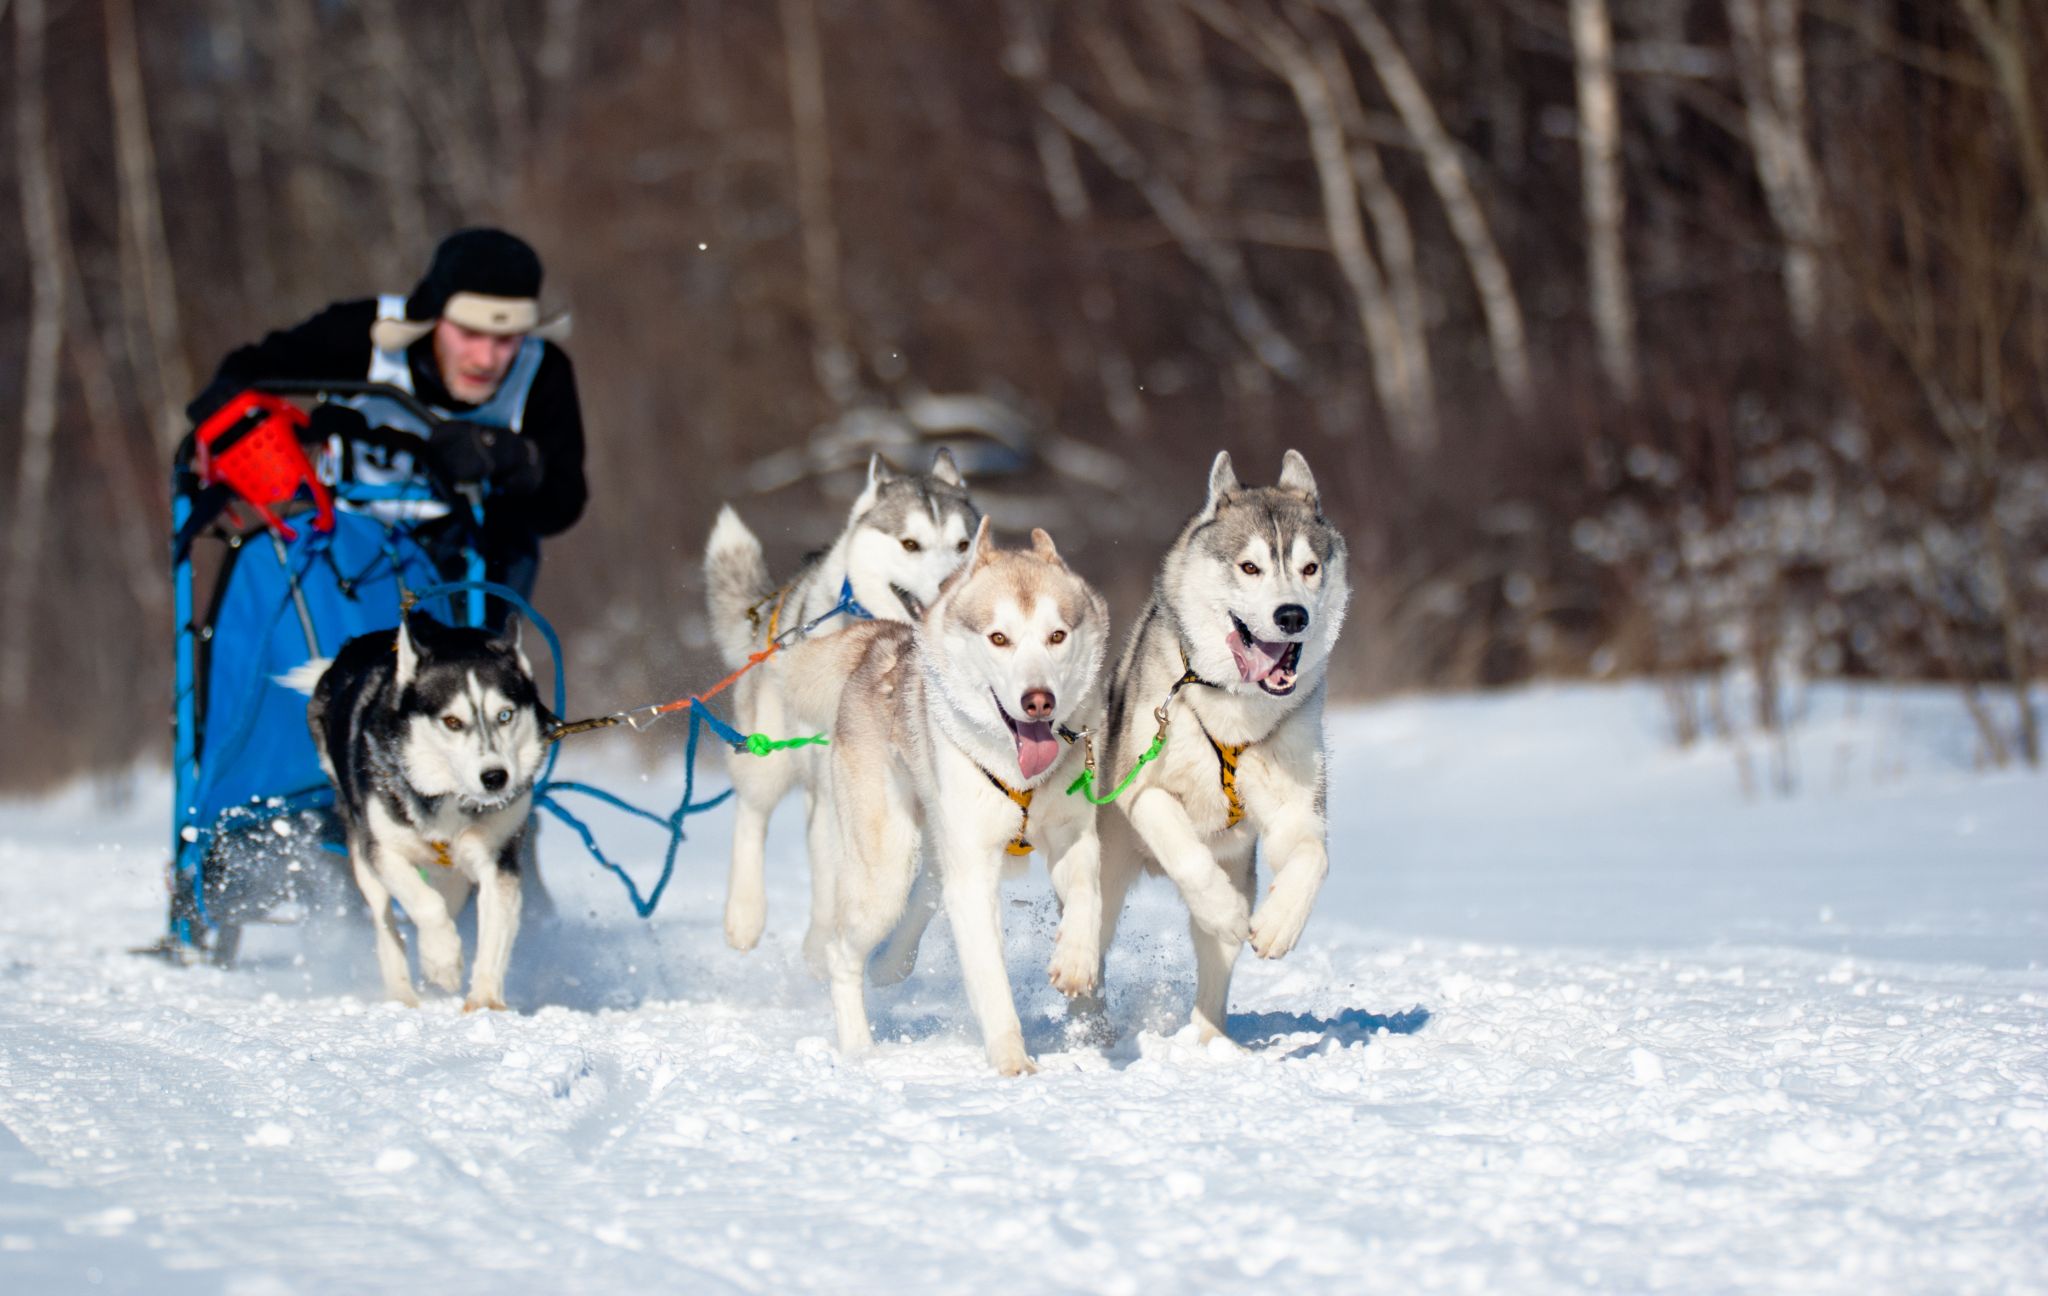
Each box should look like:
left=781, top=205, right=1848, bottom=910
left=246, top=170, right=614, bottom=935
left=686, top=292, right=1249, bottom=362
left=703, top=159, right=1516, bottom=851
left=424, top=421, right=544, bottom=496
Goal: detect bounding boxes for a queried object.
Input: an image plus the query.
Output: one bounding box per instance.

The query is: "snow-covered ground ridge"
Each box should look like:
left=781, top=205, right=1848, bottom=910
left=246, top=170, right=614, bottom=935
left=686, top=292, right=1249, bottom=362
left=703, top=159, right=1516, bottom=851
left=0, top=682, right=2043, bottom=1294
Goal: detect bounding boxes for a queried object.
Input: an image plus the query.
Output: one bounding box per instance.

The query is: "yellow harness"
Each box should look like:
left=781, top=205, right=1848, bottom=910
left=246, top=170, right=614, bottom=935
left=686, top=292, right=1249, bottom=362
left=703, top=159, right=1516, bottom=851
left=428, top=840, right=453, bottom=867
left=1208, top=735, right=1247, bottom=828
left=982, top=769, right=1037, bottom=855
left=747, top=585, right=793, bottom=646
left=1172, top=653, right=1249, bottom=830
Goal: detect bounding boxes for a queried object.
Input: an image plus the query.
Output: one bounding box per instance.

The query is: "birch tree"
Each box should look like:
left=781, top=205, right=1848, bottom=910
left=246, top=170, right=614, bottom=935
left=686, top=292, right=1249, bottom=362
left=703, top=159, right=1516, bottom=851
left=1569, top=0, right=1639, bottom=400
left=105, top=0, right=194, bottom=451
left=3, top=0, right=66, bottom=712
left=1726, top=0, right=1829, bottom=338
left=1322, top=0, right=1534, bottom=414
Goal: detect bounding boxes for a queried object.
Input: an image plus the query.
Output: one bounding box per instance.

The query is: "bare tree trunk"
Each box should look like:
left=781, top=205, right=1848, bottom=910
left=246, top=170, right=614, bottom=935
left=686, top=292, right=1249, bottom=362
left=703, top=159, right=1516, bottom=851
left=274, top=0, right=345, bottom=293
left=465, top=0, right=532, bottom=213
left=1959, top=0, right=2048, bottom=250
left=1323, top=0, right=1534, bottom=414
left=1315, top=30, right=1433, bottom=446
left=1568, top=0, right=1639, bottom=400
left=1005, top=0, right=1147, bottom=434
left=1727, top=0, right=1829, bottom=338
left=780, top=0, right=859, bottom=406
left=1013, top=64, right=1308, bottom=383
left=4, top=0, right=65, bottom=712
left=1187, top=0, right=1432, bottom=450
left=363, top=0, right=429, bottom=276
left=208, top=0, right=275, bottom=316
left=66, top=249, right=169, bottom=625
left=105, top=0, right=194, bottom=451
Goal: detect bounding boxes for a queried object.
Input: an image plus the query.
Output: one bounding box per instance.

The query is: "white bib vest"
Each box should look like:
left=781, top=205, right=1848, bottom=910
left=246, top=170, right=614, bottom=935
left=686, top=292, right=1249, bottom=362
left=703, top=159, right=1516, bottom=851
left=323, top=293, right=545, bottom=522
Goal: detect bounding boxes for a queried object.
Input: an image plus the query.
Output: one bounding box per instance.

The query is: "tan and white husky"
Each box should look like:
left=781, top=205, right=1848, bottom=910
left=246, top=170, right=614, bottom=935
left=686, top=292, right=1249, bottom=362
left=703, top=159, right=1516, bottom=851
left=815, top=519, right=1111, bottom=1075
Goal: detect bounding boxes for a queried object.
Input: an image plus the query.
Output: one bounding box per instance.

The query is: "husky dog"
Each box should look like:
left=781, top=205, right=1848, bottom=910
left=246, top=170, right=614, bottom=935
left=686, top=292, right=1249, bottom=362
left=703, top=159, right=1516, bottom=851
left=300, top=613, right=550, bottom=1010
left=819, top=519, right=1110, bottom=1075
left=1086, top=450, right=1350, bottom=1043
left=703, top=451, right=980, bottom=961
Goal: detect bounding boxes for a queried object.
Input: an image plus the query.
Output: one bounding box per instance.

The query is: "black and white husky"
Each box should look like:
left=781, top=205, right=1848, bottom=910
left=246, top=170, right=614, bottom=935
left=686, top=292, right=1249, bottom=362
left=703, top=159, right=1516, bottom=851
left=294, top=613, right=550, bottom=1010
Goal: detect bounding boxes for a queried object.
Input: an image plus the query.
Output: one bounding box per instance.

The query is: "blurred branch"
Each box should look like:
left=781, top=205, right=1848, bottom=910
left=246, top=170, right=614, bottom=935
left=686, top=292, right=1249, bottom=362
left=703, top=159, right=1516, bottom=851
left=105, top=0, right=194, bottom=451
left=4, top=0, right=64, bottom=713
left=1319, top=0, right=1536, bottom=413
left=1004, top=18, right=1310, bottom=383
left=1185, top=0, right=1430, bottom=450
left=1727, top=0, right=1830, bottom=339
left=780, top=0, right=860, bottom=407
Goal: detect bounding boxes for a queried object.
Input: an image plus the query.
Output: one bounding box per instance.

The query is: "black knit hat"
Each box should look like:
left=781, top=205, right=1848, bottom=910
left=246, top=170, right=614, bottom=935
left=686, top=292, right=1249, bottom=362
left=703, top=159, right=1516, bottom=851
left=370, top=228, right=569, bottom=350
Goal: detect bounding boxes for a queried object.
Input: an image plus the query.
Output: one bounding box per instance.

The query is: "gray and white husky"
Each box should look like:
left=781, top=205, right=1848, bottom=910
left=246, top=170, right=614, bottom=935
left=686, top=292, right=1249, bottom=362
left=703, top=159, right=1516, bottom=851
left=816, top=518, right=1110, bottom=1075
left=295, top=614, right=550, bottom=1010
left=1086, top=450, right=1351, bottom=1043
left=702, top=451, right=980, bottom=962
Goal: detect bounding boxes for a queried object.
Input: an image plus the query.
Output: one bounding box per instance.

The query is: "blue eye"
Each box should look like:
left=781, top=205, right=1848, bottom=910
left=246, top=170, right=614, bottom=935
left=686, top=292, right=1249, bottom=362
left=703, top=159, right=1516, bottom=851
left=496, top=709, right=513, bottom=725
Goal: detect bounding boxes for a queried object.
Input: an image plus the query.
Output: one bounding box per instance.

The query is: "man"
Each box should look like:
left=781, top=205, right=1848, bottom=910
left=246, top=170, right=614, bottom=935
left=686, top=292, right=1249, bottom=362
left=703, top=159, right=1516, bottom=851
left=189, top=227, right=587, bottom=615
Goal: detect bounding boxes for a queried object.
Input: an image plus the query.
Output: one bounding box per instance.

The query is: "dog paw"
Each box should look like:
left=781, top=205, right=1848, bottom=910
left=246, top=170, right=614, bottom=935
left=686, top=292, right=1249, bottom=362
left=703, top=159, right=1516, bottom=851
left=1046, top=936, right=1099, bottom=999
left=989, top=1036, right=1039, bottom=1077
left=867, top=938, right=919, bottom=988
left=462, top=993, right=507, bottom=1014
left=420, top=951, right=464, bottom=994
left=1185, top=882, right=1251, bottom=944
left=386, top=984, right=422, bottom=1008
left=1249, top=888, right=1314, bottom=959
left=724, top=894, right=766, bottom=952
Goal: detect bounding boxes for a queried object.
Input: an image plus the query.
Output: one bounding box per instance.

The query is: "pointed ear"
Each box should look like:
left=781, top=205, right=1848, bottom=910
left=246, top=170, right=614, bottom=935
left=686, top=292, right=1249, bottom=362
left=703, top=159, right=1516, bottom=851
left=394, top=614, right=420, bottom=688
left=493, top=616, right=534, bottom=677
left=931, top=446, right=965, bottom=488
left=1277, top=448, right=1319, bottom=509
left=851, top=453, right=890, bottom=514
left=966, top=515, right=998, bottom=571
left=1198, top=450, right=1240, bottom=522
left=1029, top=527, right=1067, bottom=568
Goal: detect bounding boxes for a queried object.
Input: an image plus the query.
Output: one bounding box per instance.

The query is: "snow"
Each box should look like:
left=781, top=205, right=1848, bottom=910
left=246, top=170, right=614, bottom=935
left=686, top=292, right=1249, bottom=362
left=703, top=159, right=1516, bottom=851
left=1, top=682, right=2044, bottom=1293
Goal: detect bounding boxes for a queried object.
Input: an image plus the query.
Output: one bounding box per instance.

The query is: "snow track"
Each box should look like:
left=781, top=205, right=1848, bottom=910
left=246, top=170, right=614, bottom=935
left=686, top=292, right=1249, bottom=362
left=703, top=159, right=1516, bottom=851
left=2, top=685, right=2044, bottom=1292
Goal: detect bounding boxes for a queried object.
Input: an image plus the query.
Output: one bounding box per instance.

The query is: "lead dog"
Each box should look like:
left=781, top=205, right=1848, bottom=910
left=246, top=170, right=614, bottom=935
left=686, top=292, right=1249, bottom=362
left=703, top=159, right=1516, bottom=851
left=1086, top=450, right=1351, bottom=1042
left=703, top=452, right=980, bottom=963
left=297, top=613, right=549, bottom=1010
left=818, top=519, right=1110, bottom=1075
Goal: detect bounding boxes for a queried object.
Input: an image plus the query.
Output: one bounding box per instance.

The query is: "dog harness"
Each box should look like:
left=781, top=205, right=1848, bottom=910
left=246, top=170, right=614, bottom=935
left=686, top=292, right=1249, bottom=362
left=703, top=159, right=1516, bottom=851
left=1174, top=652, right=1249, bottom=830
left=1209, top=735, right=1247, bottom=828
left=982, top=769, right=1037, bottom=856
left=428, top=840, right=453, bottom=869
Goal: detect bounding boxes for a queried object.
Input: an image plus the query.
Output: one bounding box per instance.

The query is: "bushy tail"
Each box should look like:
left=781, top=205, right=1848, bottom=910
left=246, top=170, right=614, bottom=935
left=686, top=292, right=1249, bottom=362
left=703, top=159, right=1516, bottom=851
left=704, top=505, right=773, bottom=669
left=273, top=658, right=332, bottom=696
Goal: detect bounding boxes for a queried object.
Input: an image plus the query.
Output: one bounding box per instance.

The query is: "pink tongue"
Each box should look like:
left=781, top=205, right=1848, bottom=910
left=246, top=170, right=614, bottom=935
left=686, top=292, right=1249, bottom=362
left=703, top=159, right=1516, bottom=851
left=1013, top=720, right=1059, bottom=780
left=1229, top=630, right=1291, bottom=684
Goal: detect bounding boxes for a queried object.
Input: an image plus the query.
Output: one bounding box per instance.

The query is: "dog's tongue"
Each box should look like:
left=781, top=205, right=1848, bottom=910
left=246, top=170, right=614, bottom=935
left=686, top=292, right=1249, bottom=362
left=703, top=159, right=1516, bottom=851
left=1012, top=719, right=1059, bottom=781
left=1229, top=628, right=1292, bottom=685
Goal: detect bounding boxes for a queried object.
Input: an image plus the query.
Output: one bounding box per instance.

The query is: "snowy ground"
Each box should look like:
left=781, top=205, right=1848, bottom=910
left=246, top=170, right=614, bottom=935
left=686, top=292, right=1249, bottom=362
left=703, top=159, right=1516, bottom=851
left=1, top=682, right=2044, bottom=1294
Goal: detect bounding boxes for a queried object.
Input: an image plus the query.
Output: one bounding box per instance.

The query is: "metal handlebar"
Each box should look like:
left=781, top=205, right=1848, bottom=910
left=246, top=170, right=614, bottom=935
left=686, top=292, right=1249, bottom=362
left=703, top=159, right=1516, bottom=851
left=251, top=379, right=450, bottom=430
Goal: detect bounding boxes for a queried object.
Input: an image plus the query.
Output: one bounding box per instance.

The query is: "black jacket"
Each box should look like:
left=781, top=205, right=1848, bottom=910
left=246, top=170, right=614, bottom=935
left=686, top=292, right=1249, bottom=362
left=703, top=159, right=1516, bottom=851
left=188, top=298, right=588, bottom=546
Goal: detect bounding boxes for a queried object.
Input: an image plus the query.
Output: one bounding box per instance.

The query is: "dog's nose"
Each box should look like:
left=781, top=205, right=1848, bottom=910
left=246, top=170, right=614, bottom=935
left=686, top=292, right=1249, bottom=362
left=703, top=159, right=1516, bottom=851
left=1021, top=688, right=1055, bottom=720
left=480, top=767, right=508, bottom=793
left=1274, top=604, right=1310, bottom=636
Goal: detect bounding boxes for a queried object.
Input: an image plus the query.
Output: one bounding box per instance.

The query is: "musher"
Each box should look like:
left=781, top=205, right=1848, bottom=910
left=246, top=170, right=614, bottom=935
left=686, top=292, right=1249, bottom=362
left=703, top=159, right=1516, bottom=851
left=188, top=227, right=587, bottom=623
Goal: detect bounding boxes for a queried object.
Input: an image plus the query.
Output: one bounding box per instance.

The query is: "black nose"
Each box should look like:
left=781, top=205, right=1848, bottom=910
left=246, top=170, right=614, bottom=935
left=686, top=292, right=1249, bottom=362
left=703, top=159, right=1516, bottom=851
left=480, top=767, right=508, bottom=793
left=1274, top=604, right=1309, bottom=636
left=1021, top=688, right=1055, bottom=720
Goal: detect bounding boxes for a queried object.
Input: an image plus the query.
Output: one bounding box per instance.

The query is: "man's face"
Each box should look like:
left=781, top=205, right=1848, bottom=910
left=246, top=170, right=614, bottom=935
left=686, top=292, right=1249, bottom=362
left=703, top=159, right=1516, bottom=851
left=432, top=318, right=524, bottom=403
